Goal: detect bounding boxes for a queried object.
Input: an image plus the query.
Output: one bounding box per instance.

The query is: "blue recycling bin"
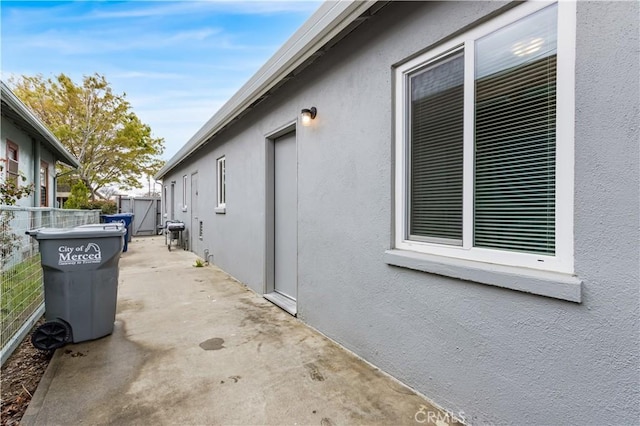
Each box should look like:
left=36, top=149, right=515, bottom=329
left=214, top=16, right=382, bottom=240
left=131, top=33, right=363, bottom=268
left=101, top=213, right=134, bottom=252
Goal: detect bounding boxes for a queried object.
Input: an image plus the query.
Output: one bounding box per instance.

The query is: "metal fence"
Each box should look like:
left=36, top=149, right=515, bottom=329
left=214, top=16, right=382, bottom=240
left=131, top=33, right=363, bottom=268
left=1, top=207, right=99, bottom=364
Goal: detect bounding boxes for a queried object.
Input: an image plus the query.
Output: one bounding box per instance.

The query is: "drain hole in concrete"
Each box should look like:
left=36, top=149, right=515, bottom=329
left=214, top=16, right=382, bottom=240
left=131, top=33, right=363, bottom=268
left=200, top=337, right=225, bottom=351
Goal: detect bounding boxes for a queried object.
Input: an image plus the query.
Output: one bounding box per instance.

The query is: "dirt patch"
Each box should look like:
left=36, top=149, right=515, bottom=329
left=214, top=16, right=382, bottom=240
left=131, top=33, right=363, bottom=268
left=1, top=320, right=53, bottom=426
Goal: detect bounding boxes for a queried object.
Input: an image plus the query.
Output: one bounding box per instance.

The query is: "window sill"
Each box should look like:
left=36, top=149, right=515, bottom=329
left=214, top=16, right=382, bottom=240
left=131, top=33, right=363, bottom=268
left=214, top=207, right=226, bottom=214
left=384, top=249, right=582, bottom=303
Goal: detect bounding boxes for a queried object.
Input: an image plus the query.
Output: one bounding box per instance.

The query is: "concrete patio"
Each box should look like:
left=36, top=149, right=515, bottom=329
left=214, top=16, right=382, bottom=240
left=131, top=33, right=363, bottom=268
left=22, top=235, right=456, bottom=425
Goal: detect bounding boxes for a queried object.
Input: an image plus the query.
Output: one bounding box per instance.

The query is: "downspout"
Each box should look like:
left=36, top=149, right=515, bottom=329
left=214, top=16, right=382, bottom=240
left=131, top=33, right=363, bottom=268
left=53, top=164, right=57, bottom=208
left=156, top=180, right=164, bottom=233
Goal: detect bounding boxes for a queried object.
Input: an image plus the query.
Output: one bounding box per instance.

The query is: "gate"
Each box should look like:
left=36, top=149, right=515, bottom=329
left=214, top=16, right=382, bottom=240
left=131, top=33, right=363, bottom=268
left=118, top=197, right=161, bottom=236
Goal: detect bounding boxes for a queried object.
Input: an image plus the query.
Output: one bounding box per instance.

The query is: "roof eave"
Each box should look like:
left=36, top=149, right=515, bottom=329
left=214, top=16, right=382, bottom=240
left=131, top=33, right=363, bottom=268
left=1, top=81, right=80, bottom=169
left=155, top=0, right=377, bottom=180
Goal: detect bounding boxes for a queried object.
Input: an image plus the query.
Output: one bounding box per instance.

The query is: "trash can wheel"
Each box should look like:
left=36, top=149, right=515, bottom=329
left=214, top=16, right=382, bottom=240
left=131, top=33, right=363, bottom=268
left=31, top=320, right=72, bottom=351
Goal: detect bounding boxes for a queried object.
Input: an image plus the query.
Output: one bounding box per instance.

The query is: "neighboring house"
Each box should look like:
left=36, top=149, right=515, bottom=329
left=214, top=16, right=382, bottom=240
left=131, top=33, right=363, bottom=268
left=1, top=81, right=80, bottom=207
left=156, top=1, right=639, bottom=424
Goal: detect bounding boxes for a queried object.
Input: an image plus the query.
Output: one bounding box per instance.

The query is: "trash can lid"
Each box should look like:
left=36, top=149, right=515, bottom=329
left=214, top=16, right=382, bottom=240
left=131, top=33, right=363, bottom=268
left=27, top=224, right=126, bottom=240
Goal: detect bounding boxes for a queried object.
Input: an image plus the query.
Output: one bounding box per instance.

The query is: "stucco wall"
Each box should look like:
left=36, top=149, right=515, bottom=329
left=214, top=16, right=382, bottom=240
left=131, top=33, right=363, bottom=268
left=1, top=116, right=61, bottom=208
left=162, top=1, right=639, bottom=423
left=162, top=117, right=271, bottom=290
left=1, top=116, right=36, bottom=207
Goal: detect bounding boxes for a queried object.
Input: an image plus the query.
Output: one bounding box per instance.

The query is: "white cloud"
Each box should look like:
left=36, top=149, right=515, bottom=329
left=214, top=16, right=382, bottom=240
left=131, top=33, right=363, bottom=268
left=166, top=28, right=223, bottom=43
left=137, top=100, right=228, bottom=159
left=1, top=1, right=320, bottom=29
left=110, top=71, right=184, bottom=80
left=7, top=30, right=280, bottom=60
left=1, top=0, right=320, bottom=161
left=87, top=1, right=321, bottom=20
left=8, top=26, right=234, bottom=55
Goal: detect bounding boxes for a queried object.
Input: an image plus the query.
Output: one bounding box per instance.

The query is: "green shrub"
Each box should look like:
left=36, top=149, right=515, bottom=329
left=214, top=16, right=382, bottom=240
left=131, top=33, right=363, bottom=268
left=64, top=181, right=90, bottom=209
left=86, top=200, right=117, bottom=214
left=64, top=182, right=117, bottom=213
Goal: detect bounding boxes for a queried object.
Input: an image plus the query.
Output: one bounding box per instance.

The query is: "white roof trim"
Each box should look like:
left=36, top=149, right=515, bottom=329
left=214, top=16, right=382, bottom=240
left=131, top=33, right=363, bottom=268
left=156, top=0, right=376, bottom=179
left=1, top=81, right=80, bottom=168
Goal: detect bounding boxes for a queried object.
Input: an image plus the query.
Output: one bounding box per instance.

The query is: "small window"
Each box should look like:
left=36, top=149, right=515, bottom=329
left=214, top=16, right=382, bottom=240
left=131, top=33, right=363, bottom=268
left=40, top=161, right=49, bottom=206
left=6, top=140, right=19, bottom=185
left=163, top=186, right=168, bottom=215
left=182, top=175, right=188, bottom=211
left=217, top=156, right=226, bottom=208
left=394, top=1, right=575, bottom=274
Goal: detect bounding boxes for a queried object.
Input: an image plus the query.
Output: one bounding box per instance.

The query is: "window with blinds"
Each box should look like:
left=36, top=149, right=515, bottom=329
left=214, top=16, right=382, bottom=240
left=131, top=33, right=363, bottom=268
left=409, top=51, right=464, bottom=245
left=401, top=3, right=564, bottom=263
left=474, top=5, right=557, bottom=255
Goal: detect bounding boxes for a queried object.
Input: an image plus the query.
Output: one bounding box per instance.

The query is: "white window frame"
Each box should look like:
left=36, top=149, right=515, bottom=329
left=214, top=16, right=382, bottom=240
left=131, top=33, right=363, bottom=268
left=393, top=1, right=575, bottom=275
left=163, top=185, right=168, bottom=216
left=216, top=156, right=226, bottom=208
left=182, top=175, right=188, bottom=211
left=6, top=140, right=19, bottom=184
left=40, top=161, right=49, bottom=207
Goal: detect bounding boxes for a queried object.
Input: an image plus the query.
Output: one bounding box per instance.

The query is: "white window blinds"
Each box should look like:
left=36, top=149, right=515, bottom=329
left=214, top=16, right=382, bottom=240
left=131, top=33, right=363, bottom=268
left=406, top=4, right=558, bottom=256
left=474, top=5, right=557, bottom=255
left=409, top=51, right=464, bottom=244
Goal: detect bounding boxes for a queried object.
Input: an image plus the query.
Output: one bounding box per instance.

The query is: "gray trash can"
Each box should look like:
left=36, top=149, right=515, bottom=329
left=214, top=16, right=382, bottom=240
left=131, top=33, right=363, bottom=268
left=26, top=223, right=126, bottom=350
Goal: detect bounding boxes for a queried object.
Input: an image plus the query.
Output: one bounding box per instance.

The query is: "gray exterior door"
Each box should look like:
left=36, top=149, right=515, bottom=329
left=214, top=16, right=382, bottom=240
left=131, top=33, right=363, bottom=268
left=274, top=132, right=297, bottom=302
left=191, top=172, right=200, bottom=255
left=170, top=183, right=175, bottom=220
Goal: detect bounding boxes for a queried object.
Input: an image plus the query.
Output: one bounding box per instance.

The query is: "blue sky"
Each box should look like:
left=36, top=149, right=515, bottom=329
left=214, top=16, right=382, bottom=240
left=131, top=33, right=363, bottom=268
left=1, top=0, right=321, bottom=159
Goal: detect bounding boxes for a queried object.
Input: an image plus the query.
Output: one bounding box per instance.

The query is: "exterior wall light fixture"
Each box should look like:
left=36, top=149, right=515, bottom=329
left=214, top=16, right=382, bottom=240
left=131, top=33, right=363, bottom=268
left=301, top=107, right=317, bottom=126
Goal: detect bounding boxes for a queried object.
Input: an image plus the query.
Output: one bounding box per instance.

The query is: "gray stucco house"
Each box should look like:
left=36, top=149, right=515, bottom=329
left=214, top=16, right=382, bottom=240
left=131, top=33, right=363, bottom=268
left=156, top=1, right=639, bottom=424
left=1, top=81, right=80, bottom=207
